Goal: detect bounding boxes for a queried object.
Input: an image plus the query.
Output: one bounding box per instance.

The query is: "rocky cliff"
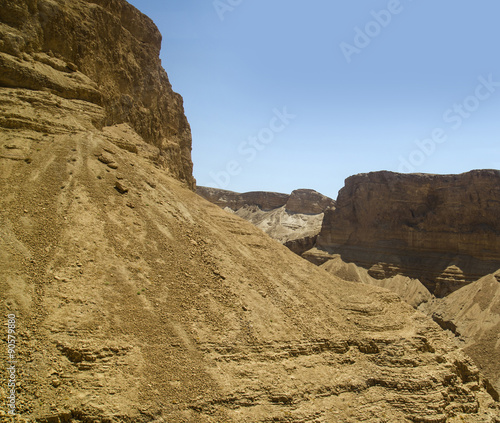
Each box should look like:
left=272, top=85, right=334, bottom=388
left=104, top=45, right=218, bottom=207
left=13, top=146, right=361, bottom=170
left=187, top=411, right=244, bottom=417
left=1, top=1, right=499, bottom=421
left=313, top=170, right=500, bottom=296
left=197, top=187, right=336, bottom=255
left=0, top=0, right=194, bottom=188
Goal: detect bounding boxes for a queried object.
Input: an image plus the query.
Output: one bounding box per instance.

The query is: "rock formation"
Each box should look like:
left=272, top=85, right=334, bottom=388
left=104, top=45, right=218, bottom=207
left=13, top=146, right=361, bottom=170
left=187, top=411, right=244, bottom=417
left=197, top=187, right=336, bottom=255
left=0, top=0, right=194, bottom=188
left=1, top=1, right=499, bottom=421
left=313, top=170, right=500, bottom=297
left=320, top=255, right=433, bottom=308
left=309, top=170, right=500, bottom=396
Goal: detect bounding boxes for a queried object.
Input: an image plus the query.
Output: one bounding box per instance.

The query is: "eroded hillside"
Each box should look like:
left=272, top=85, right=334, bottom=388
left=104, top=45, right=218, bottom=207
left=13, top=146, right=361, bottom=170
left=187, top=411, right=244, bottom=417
left=1, top=108, right=499, bottom=421
left=0, top=0, right=194, bottom=187
left=0, top=0, right=499, bottom=422
left=307, top=170, right=500, bottom=399
left=312, top=171, right=500, bottom=297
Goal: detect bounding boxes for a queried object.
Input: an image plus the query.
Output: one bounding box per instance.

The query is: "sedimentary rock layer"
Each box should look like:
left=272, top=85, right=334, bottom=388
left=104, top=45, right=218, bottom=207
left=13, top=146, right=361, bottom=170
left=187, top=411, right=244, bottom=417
left=314, top=170, right=500, bottom=296
left=197, top=187, right=336, bottom=255
left=421, top=272, right=500, bottom=398
left=197, top=187, right=291, bottom=211
left=0, top=1, right=498, bottom=421
left=1, top=124, right=499, bottom=421
left=0, top=0, right=194, bottom=187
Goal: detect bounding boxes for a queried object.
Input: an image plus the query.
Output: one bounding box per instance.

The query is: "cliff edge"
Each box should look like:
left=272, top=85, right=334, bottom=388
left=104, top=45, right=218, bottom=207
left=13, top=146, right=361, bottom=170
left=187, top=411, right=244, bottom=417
left=0, top=0, right=194, bottom=188
left=197, top=187, right=336, bottom=255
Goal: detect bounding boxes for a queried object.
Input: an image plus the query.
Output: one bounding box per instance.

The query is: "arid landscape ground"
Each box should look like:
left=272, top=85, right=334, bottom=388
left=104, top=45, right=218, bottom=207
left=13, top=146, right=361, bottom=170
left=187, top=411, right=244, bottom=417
left=1, top=1, right=499, bottom=422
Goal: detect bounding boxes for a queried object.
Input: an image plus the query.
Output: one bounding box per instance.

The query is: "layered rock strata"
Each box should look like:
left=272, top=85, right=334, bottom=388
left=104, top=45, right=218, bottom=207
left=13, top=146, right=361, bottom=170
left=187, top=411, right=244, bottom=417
left=0, top=0, right=194, bottom=188
left=421, top=272, right=500, bottom=398
left=1, top=1, right=499, bottom=421
left=1, top=127, right=499, bottom=421
left=197, top=187, right=336, bottom=255
left=313, top=170, right=500, bottom=297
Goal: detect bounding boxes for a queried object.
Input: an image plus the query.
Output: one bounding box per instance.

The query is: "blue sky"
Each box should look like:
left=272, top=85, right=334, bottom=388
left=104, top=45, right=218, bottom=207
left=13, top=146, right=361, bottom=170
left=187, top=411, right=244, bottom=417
left=127, top=0, right=500, bottom=199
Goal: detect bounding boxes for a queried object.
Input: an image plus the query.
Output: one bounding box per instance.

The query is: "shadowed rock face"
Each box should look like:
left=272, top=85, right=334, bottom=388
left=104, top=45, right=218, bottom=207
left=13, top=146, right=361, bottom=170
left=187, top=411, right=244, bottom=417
left=0, top=0, right=194, bottom=188
left=314, top=170, right=500, bottom=296
left=285, top=189, right=337, bottom=214
left=197, top=187, right=336, bottom=214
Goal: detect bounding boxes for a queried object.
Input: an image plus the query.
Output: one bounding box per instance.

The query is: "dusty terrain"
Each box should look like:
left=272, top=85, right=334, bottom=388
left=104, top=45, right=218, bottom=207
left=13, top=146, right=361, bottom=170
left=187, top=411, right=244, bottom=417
left=421, top=273, right=500, bottom=402
left=0, top=0, right=499, bottom=422
left=304, top=171, right=500, bottom=398
left=319, top=255, right=433, bottom=309
left=1, top=103, right=499, bottom=421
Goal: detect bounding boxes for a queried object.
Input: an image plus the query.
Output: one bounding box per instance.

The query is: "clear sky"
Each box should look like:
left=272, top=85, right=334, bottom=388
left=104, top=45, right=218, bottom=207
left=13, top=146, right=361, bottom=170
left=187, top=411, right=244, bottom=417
left=127, top=0, right=500, bottom=199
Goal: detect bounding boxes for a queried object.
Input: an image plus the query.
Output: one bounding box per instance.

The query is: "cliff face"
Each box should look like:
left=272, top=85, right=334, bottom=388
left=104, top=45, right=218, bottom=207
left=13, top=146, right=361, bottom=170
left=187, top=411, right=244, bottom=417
left=0, top=0, right=194, bottom=188
left=315, top=170, right=500, bottom=296
left=197, top=187, right=336, bottom=255
left=197, top=187, right=336, bottom=214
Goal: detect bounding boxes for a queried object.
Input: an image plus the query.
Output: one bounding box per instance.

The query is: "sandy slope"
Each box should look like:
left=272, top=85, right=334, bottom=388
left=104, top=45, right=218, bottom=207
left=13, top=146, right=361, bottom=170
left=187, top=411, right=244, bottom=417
left=0, top=89, right=499, bottom=422
left=320, top=255, right=433, bottom=308
left=232, top=204, right=324, bottom=244
left=421, top=273, right=500, bottom=399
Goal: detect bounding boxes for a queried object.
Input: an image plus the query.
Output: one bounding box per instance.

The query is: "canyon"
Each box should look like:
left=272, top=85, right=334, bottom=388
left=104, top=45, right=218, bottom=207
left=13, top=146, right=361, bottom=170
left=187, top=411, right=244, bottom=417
left=307, top=171, right=500, bottom=398
left=202, top=172, right=500, bottom=400
left=0, top=0, right=499, bottom=422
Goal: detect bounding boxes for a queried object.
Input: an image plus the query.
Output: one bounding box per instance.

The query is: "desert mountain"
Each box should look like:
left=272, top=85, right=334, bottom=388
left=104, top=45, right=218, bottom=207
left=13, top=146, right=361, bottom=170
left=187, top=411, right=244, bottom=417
left=197, top=187, right=335, bottom=255
left=203, top=173, right=500, bottom=399
left=311, top=170, right=500, bottom=297
left=306, top=170, right=500, bottom=398
left=0, top=1, right=499, bottom=422
left=0, top=0, right=194, bottom=189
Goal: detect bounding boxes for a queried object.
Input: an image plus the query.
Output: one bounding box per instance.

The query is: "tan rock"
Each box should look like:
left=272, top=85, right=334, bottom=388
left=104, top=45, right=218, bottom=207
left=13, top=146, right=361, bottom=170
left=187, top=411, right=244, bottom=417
left=197, top=186, right=290, bottom=211
left=285, top=188, right=335, bottom=214
left=197, top=187, right=336, bottom=255
left=314, top=170, right=500, bottom=296
left=0, top=0, right=194, bottom=188
left=420, top=273, right=500, bottom=397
